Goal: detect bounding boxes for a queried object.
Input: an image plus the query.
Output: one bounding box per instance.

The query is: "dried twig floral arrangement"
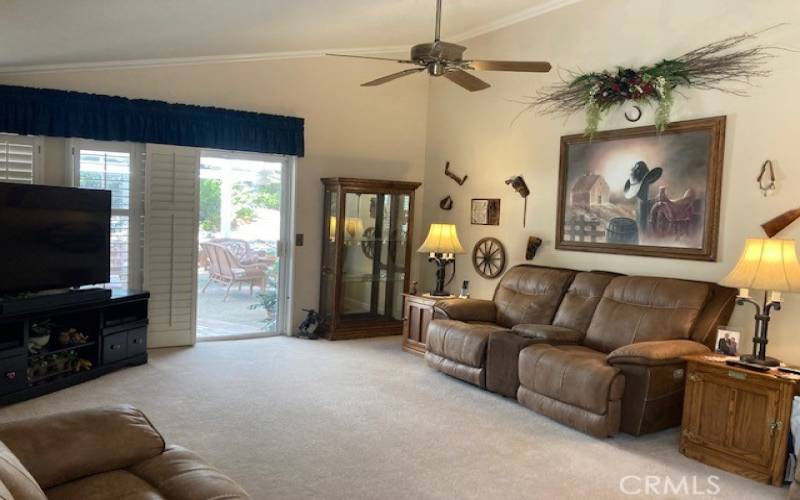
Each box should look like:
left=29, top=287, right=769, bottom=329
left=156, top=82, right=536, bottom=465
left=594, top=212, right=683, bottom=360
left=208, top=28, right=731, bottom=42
left=525, top=27, right=784, bottom=136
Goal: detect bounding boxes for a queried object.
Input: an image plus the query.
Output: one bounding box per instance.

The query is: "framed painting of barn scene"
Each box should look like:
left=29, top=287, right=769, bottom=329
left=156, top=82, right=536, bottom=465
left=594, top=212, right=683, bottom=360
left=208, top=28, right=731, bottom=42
left=555, top=116, right=725, bottom=261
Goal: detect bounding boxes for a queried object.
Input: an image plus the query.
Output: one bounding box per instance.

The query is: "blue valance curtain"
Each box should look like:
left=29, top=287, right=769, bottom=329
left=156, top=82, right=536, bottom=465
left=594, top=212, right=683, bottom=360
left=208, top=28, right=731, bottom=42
left=0, top=84, right=304, bottom=156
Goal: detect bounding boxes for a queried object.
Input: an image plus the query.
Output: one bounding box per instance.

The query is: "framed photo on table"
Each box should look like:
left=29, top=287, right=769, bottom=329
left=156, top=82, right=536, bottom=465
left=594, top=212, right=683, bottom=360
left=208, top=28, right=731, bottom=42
left=556, top=116, right=726, bottom=261
left=715, top=326, right=742, bottom=356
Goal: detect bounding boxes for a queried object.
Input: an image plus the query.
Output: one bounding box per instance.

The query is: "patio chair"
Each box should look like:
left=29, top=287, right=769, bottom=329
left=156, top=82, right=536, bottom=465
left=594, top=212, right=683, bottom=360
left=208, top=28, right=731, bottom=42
left=200, top=242, right=267, bottom=301
left=211, top=238, right=266, bottom=265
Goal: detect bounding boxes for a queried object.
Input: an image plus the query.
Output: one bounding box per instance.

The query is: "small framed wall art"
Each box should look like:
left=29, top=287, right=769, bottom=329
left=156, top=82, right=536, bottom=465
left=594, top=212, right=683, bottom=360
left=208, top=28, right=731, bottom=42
left=471, top=198, right=500, bottom=225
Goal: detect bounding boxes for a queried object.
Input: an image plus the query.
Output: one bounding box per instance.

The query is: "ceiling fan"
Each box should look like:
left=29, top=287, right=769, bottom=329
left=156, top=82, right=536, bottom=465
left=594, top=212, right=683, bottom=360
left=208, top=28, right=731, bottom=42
left=326, top=0, right=551, bottom=92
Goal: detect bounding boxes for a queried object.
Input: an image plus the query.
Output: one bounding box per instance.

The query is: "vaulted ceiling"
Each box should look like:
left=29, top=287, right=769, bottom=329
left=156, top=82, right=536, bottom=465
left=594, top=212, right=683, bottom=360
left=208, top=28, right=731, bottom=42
left=0, top=0, right=576, bottom=70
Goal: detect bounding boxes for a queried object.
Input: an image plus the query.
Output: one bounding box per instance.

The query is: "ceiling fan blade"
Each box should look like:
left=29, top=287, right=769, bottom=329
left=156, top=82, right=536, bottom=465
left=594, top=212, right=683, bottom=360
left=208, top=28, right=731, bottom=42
left=361, top=68, right=425, bottom=87
left=326, top=53, right=415, bottom=64
left=443, top=70, right=491, bottom=92
left=467, top=60, right=552, bottom=73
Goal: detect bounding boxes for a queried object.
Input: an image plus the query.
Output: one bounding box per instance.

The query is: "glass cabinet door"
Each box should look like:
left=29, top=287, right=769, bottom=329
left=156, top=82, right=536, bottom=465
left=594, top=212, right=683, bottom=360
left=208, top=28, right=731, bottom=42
left=340, top=191, right=410, bottom=322
left=319, top=189, right=338, bottom=321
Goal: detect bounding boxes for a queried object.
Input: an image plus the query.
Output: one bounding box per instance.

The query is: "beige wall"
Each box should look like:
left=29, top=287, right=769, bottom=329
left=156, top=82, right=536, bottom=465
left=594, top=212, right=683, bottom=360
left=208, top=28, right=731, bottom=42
left=420, top=0, right=800, bottom=363
left=3, top=0, right=800, bottom=361
left=0, top=56, right=429, bottom=333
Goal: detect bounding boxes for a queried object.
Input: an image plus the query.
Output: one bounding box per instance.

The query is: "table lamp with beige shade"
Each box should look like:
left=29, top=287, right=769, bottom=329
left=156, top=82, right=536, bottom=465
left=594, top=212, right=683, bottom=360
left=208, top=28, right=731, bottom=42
left=417, top=223, right=464, bottom=296
left=720, top=238, right=800, bottom=367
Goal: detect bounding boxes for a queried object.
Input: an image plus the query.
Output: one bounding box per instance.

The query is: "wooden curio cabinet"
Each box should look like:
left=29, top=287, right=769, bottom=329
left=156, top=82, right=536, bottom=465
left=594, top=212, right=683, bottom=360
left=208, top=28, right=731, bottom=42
left=319, top=178, right=421, bottom=340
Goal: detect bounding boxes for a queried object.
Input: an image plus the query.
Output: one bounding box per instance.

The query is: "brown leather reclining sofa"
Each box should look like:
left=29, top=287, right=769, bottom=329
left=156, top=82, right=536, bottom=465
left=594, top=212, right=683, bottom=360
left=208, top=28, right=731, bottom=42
left=0, top=405, right=250, bottom=499
left=426, top=264, right=736, bottom=437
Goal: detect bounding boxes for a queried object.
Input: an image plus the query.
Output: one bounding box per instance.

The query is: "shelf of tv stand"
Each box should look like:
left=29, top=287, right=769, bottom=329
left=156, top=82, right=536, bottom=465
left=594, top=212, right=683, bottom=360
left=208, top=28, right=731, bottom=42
left=28, top=341, right=97, bottom=360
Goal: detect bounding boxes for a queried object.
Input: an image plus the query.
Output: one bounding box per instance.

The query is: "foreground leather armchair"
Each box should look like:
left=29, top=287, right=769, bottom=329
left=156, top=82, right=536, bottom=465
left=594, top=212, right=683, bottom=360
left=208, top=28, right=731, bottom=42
left=0, top=405, right=250, bottom=499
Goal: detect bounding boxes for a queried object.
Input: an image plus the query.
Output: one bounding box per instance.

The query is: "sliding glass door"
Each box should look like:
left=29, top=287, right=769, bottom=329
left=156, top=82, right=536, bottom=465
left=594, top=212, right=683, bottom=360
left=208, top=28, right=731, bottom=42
left=196, top=151, right=292, bottom=341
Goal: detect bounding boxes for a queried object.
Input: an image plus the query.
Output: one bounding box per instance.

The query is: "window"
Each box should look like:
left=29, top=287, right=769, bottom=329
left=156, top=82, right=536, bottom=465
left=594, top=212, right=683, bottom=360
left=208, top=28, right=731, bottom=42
left=0, top=133, right=42, bottom=184
left=70, top=140, right=143, bottom=289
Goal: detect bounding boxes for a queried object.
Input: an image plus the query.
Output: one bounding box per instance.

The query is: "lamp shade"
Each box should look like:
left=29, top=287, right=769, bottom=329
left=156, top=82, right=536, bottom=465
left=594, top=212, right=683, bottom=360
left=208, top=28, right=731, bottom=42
left=417, top=223, right=465, bottom=254
left=344, top=217, right=364, bottom=239
left=721, top=238, right=800, bottom=292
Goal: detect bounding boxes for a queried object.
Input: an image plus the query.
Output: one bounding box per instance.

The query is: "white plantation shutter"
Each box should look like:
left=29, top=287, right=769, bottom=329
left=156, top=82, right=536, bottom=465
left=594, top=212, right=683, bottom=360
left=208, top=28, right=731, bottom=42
left=0, top=134, right=40, bottom=184
left=144, top=144, right=200, bottom=347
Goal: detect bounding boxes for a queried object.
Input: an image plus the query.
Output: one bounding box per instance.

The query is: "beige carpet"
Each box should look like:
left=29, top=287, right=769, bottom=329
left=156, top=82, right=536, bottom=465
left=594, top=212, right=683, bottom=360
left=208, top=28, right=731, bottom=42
left=0, top=336, right=787, bottom=499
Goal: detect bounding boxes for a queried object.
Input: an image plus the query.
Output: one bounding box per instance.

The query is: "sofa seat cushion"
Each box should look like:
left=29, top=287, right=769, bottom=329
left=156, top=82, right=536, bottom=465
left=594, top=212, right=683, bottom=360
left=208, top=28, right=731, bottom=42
left=519, top=344, right=625, bottom=415
left=511, top=324, right=582, bottom=344
left=45, top=470, right=161, bottom=500
left=426, top=319, right=506, bottom=368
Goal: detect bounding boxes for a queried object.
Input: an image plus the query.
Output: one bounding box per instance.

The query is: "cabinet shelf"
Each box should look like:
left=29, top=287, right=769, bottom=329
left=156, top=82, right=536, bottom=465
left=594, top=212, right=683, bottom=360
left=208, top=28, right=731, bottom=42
left=28, top=341, right=97, bottom=360
left=29, top=367, right=86, bottom=385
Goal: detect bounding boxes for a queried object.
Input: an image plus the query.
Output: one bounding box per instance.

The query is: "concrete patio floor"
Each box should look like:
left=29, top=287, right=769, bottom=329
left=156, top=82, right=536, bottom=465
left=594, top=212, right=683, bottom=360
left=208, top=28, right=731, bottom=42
left=196, top=271, right=276, bottom=339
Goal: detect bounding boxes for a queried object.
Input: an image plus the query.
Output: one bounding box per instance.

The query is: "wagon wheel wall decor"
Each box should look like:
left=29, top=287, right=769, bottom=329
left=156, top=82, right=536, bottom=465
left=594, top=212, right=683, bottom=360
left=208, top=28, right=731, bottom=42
left=361, top=227, right=376, bottom=259
left=472, top=237, right=506, bottom=279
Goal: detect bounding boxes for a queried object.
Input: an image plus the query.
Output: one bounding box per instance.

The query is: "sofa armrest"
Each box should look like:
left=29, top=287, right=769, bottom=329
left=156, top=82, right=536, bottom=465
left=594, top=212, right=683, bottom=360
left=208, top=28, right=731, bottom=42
left=433, top=298, right=496, bottom=323
left=0, top=404, right=165, bottom=490
left=607, top=340, right=710, bottom=366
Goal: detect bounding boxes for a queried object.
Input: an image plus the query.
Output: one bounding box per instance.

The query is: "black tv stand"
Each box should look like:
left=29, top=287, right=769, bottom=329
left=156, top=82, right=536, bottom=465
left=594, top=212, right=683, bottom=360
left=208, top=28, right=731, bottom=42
left=0, top=289, right=149, bottom=405
left=0, top=288, right=113, bottom=315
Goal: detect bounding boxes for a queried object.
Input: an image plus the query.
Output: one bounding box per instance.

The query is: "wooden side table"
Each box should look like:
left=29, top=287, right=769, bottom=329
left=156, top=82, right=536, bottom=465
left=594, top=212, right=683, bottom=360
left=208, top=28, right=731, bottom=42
left=680, top=354, right=800, bottom=485
left=401, top=294, right=452, bottom=355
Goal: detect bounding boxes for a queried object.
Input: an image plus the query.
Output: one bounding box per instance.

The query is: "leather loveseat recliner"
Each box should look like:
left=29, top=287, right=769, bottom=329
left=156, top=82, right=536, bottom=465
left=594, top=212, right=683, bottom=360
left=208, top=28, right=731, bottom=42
left=0, top=405, right=250, bottom=499
left=425, top=264, right=736, bottom=438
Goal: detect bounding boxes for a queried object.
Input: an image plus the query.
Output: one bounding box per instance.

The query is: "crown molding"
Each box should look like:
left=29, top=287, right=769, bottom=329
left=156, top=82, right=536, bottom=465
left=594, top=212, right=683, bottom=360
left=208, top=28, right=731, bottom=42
left=450, top=0, right=584, bottom=42
left=0, top=45, right=411, bottom=75
left=0, top=0, right=581, bottom=75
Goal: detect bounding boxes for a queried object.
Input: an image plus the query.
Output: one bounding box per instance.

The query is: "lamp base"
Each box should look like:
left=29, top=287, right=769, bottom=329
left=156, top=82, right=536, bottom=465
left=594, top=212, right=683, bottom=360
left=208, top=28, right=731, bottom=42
left=739, top=354, right=780, bottom=367
left=427, top=290, right=453, bottom=297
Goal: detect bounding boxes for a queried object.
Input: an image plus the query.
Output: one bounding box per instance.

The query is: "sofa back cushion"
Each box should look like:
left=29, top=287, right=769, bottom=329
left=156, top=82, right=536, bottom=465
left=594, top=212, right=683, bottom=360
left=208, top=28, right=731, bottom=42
left=583, top=276, right=711, bottom=353
left=0, top=441, right=47, bottom=500
left=552, top=272, right=618, bottom=335
left=492, top=265, right=576, bottom=328
left=0, top=405, right=165, bottom=490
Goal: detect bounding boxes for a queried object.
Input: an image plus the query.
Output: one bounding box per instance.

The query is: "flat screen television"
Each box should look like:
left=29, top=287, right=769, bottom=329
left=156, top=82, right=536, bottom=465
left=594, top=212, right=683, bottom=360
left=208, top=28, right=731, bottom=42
left=0, top=182, right=111, bottom=295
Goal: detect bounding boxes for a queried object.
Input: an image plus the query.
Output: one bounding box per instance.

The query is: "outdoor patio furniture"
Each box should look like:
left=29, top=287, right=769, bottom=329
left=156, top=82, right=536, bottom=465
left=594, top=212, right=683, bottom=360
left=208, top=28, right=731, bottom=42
left=200, top=242, right=268, bottom=301
left=211, top=238, right=268, bottom=265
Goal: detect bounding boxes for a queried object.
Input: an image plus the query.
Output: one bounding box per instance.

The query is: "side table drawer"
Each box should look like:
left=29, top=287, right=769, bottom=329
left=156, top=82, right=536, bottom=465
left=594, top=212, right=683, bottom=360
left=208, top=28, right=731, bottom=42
left=103, top=332, right=128, bottom=364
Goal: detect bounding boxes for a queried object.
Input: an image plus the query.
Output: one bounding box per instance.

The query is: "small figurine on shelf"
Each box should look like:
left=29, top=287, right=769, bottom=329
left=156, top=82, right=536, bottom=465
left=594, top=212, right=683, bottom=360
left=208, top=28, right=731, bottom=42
left=29, top=320, right=53, bottom=353
left=58, top=328, right=89, bottom=347
left=410, top=281, right=419, bottom=295
left=75, top=358, right=92, bottom=372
